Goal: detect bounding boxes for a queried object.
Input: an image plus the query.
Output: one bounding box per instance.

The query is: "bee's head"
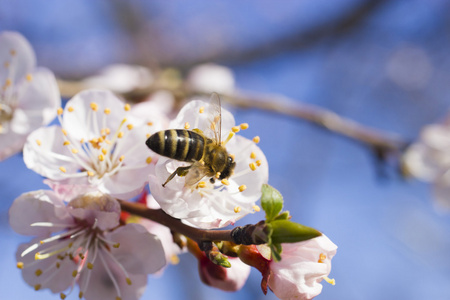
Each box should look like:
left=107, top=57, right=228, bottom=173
left=218, top=155, right=236, bottom=180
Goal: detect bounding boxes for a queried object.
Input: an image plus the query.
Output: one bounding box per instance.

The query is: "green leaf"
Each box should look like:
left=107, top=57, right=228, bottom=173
left=270, top=243, right=282, bottom=262
left=273, top=211, right=290, bottom=221
left=270, top=220, right=322, bottom=244
left=261, top=184, right=284, bottom=222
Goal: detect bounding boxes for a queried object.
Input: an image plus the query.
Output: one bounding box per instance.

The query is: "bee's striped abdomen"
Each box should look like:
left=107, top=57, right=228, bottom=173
left=146, top=129, right=205, bottom=162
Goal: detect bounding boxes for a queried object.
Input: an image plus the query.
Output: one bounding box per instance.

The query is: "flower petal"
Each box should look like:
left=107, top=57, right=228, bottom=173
left=187, top=64, right=235, bottom=94
left=9, top=190, right=73, bottom=236
left=107, top=223, right=166, bottom=274
left=0, top=128, right=27, bottom=160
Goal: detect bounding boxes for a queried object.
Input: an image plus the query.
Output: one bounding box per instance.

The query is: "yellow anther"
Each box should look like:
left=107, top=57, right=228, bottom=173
left=199, top=106, right=205, bottom=113
left=56, top=262, right=60, bottom=269
left=184, top=122, right=190, bottom=129
left=5, top=78, right=11, bottom=87
left=253, top=205, right=261, bottom=212
left=222, top=132, right=235, bottom=145
left=98, top=154, right=104, bottom=162
left=36, top=139, right=42, bottom=146
left=104, top=108, right=111, bottom=114
left=256, top=160, right=262, bottom=166
left=4, top=61, right=9, bottom=68
left=87, top=171, right=94, bottom=177
left=250, top=151, right=257, bottom=159
left=80, top=138, right=84, bottom=144
left=239, top=185, right=247, bottom=192
left=146, top=156, right=153, bottom=164
left=119, top=155, right=125, bottom=162
left=234, top=206, right=241, bottom=213
left=57, top=107, right=63, bottom=115
left=221, top=179, right=230, bottom=185
left=198, top=181, right=206, bottom=188
left=68, top=242, right=73, bottom=247
left=101, top=148, right=107, bottom=155
left=215, top=172, right=221, bottom=178
left=60, top=292, right=66, bottom=299
left=232, top=126, right=240, bottom=133
left=147, top=121, right=153, bottom=126
left=230, top=154, right=235, bottom=160
left=72, top=148, right=79, bottom=154
left=118, top=131, right=124, bottom=138
left=34, top=284, right=41, bottom=291
left=26, top=73, right=33, bottom=81
left=16, top=262, right=24, bottom=269
left=113, top=243, right=120, bottom=248
left=116, top=297, right=122, bottom=300
left=79, top=292, right=84, bottom=299
left=72, top=270, right=78, bottom=277
left=126, top=277, right=132, bottom=285
left=240, top=123, right=249, bottom=130
left=10, top=49, right=16, bottom=56
left=323, top=276, right=336, bottom=285
left=87, top=262, right=93, bottom=270
left=67, top=106, right=74, bottom=112
left=78, top=253, right=85, bottom=259
left=249, top=162, right=257, bottom=171
left=127, top=124, right=133, bottom=130
left=35, top=269, right=43, bottom=276
left=318, top=253, right=326, bottom=263
left=63, top=141, right=70, bottom=146
left=100, top=128, right=107, bottom=136
left=146, top=133, right=151, bottom=138
left=40, top=240, right=44, bottom=244
left=59, top=166, right=67, bottom=173
left=62, top=129, right=68, bottom=136
left=124, top=103, right=131, bottom=111
left=98, top=137, right=104, bottom=143
left=105, top=128, right=111, bottom=135
left=253, top=136, right=260, bottom=143
left=170, top=254, right=180, bottom=265
left=90, top=102, right=98, bottom=111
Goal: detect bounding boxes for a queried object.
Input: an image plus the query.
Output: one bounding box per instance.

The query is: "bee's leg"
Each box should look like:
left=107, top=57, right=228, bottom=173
left=162, top=166, right=191, bottom=187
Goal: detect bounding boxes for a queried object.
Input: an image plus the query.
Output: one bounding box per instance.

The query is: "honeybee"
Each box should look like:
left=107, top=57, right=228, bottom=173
left=146, top=93, right=236, bottom=187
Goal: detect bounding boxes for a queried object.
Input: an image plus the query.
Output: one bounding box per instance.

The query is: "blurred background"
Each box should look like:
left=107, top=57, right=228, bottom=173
left=2, top=0, right=450, bottom=299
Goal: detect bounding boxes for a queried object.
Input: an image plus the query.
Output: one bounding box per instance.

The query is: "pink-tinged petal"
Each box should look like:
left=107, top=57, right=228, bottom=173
left=23, top=125, right=80, bottom=179
left=14, top=67, right=60, bottom=126
left=68, top=192, right=120, bottom=231
left=130, top=90, right=174, bottom=130
left=268, top=235, right=337, bottom=300
left=187, top=64, right=235, bottom=94
left=106, top=223, right=166, bottom=275
left=403, top=144, right=447, bottom=181
left=420, top=124, right=450, bottom=151
left=44, top=179, right=98, bottom=202
left=0, top=31, right=36, bottom=84
left=0, top=129, right=27, bottom=160
left=79, top=250, right=148, bottom=300
left=9, top=190, right=73, bottom=236
left=199, top=256, right=250, bottom=292
left=16, top=238, right=77, bottom=293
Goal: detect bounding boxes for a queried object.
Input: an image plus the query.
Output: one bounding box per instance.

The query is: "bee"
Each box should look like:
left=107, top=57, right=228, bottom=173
left=146, top=93, right=236, bottom=187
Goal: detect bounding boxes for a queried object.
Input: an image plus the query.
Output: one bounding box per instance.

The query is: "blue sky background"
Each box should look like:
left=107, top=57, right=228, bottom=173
left=1, top=1, right=450, bottom=299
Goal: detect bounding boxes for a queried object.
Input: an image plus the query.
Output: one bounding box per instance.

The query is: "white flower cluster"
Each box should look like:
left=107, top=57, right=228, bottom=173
left=5, top=31, right=337, bottom=300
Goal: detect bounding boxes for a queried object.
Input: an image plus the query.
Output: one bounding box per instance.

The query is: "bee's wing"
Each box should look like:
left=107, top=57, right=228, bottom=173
left=204, top=93, right=222, bottom=145
left=184, top=161, right=210, bottom=187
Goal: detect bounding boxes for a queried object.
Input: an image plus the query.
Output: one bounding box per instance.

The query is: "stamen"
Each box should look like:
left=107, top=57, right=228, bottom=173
left=249, top=162, right=257, bottom=171
left=62, top=129, right=68, bottom=136
left=5, top=78, right=11, bottom=87
left=35, top=269, right=43, bottom=276
left=215, top=172, right=221, bottom=178
left=184, top=122, right=190, bottom=129
left=104, top=108, right=111, bottom=114
left=146, top=156, right=152, bottom=164
left=234, top=206, right=241, bottom=213
left=240, top=123, right=249, bottom=130
left=126, top=124, right=133, bottom=130
left=250, top=152, right=256, bottom=159
left=256, top=160, right=262, bottom=166
left=118, top=131, right=124, bottom=138
left=231, top=126, right=240, bottom=133
left=323, top=276, right=336, bottom=285
left=230, top=154, right=235, bottom=160
left=72, top=270, right=78, bottom=277
left=26, top=74, right=33, bottom=81
left=59, top=166, right=67, bottom=173
left=198, top=181, right=206, bottom=188
left=79, top=292, right=83, bottom=299
left=68, top=106, right=74, bottom=112
left=101, top=148, right=107, bottom=155
left=119, top=155, right=125, bottom=162
left=87, top=171, right=94, bottom=177
left=87, top=262, right=94, bottom=269
left=36, top=139, right=42, bottom=146
left=90, top=102, right=98, bottom=111
left=71, top=148, right=79, bottom=154
left=10, top=49, right=16, bottom=56
left=98, top=154, right=104, bottom=162
left=98, top=249, right=122, bottom=299
left=238, top=185, right=247, bottom=192
left=252, top=136, right=260, bottom=143
left=57, top=107, right=63, bottom=115
left=34, top=284, right=41, bottom=291
left=318, top=253, right=326, bottom=263
left=170, top=254, right=180, bottom=265
left=221, top=179, right=230, bottom=185
left=113, top=243, right=120, bottom=248
left=253, top=205, right=261, bottom=212
left=124, top=104, right=131, bottom=111
left=199, top=106, right=205, bottom=113
left=63, top=141, right=70, bottom=146
left=222, top=132, right=235, bottom=145
left=147, top=121, right=153, bottom=126
left=126, top=278, right=132, bottom=285
left=60, top=293, right=66, bottom=299
left=16, top=262, right=24, bottom=269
